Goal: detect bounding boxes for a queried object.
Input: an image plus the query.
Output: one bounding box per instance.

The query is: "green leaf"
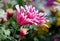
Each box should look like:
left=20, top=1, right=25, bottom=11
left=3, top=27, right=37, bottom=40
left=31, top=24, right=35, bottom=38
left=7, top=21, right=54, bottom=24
left=17, top=0, right=24, bottom=6
left=34, top=37, right=39, bottom=41
left=4, top=29, right=10, bottom=36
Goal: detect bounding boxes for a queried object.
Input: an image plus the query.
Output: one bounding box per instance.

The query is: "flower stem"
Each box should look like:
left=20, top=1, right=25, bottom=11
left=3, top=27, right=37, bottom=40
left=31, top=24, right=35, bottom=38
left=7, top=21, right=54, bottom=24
left=13, top=25, right=20, bottom=37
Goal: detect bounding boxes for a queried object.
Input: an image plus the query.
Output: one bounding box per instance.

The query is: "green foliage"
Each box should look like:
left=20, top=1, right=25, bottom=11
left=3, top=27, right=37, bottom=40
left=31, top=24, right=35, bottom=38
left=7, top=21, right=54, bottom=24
left=17, top=0, right=24, bottom=6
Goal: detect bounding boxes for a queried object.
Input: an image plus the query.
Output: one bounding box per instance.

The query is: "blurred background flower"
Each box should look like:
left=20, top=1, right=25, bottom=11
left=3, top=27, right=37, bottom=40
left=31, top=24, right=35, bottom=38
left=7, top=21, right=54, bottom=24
left=0, top=9, right=7, bottom=22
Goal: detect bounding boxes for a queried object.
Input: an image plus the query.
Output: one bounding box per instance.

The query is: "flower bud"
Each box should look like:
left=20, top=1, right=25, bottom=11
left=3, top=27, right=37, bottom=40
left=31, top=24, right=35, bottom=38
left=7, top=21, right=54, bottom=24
left=6, top=9, right=14, bottom=19
left=2, top=18, right=7, bottom=22
left=40, top=8, right=45, bottom=13
left=50, top=6, right=56, bottom=15
left=20, top=26, right=29, bottom=38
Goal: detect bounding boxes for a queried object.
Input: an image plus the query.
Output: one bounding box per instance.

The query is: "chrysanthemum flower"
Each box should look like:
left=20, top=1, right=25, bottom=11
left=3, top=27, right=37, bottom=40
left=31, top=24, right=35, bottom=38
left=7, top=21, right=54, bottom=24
left=15, top=5, right=48, bottom=27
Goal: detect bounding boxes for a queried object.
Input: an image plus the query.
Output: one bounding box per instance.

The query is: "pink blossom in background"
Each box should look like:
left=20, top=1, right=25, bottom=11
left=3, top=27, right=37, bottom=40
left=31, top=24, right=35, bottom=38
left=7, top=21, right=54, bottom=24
left=53, top=35, right=59, bottom=41
left=15, top=5, right=48, bottom=27
left=0, top=9, right=7, bottom=19
left=45, top=0, right=56, bottom=7
left=0, top=9, right=7, bottom=22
